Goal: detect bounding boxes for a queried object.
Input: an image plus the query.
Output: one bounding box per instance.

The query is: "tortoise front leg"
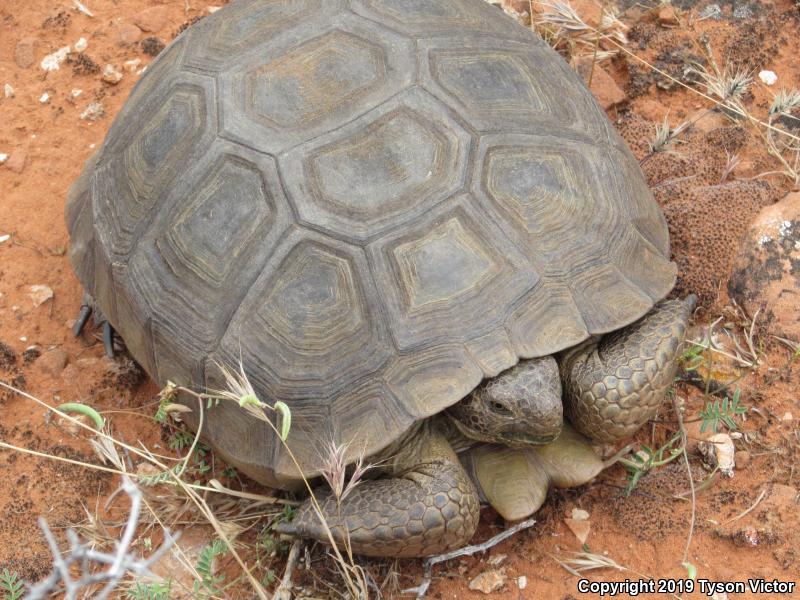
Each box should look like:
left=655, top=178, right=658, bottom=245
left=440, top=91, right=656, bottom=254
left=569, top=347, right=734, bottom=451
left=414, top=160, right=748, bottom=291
left=275, top=428, right=480, bottom=558
left=560, top=296, right=696, bottom=442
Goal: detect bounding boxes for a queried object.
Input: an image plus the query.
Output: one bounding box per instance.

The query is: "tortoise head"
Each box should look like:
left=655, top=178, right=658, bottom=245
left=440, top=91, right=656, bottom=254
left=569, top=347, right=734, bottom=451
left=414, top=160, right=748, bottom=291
left=445, top=356, right=563, bottom=447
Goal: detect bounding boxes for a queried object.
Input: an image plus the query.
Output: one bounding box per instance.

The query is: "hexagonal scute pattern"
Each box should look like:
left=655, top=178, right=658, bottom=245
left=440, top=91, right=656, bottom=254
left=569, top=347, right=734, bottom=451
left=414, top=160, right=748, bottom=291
left=282, top=88, right=469, bottom=241
left=430, top=48, right=545, bottom=121
left=248, top=31, right=385, bottom=130
left=181, top=0, right=329, bottom=73
left=67, top=0, right=676, bottom=489
left=165, top=156, right=272, bottom=286
left=218, top=14, right=414, bottom=154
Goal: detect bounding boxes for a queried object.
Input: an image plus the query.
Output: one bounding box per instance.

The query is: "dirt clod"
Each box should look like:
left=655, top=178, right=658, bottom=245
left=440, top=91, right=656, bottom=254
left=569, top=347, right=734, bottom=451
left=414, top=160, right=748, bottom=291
left=141, top=36, right=166, bottom=57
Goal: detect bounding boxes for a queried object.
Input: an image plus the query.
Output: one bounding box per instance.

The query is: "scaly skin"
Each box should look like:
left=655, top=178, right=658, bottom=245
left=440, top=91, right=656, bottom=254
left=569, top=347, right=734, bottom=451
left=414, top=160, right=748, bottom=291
left=560, top=296, right=696, bottom=442
left=275, top=426, right=480, bottom=557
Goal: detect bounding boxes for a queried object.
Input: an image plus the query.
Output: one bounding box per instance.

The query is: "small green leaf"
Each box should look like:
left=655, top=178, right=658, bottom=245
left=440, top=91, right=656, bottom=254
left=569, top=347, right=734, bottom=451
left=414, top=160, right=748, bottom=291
left=275, top=401, right=291, bottom=441
left=682, top=561, right=697, bottom=581
left=57, top=402, right=105, bottom=430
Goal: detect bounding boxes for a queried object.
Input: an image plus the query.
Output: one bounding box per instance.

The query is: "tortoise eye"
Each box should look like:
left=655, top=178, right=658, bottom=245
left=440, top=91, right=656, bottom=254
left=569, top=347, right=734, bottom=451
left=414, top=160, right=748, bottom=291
left=489, top=400, right=513, bottom=416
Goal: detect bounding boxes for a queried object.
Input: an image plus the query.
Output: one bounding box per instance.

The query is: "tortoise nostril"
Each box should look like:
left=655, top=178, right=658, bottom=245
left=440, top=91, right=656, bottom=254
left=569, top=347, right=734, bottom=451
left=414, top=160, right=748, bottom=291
left=489, top=400, right=513, bottom=416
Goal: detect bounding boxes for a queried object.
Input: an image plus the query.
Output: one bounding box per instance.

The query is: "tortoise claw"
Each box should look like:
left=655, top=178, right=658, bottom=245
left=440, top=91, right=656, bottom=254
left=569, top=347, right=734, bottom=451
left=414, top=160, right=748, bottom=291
left=73, top=303, right=93, bottom=337
left=102, top=321, right=115, bottom=358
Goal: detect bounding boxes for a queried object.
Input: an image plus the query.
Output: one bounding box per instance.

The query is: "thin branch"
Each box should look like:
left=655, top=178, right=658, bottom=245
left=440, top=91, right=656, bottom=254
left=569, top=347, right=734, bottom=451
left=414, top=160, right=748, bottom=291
left=403, top=518, right=537, bottom=599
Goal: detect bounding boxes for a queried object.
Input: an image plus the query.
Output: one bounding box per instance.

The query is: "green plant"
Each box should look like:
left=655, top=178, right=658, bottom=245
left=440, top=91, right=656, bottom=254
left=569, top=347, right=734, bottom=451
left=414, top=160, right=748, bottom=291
left=168, top=430, right=193, bottom=451
left=699, top=389, right=748, bottom=432
left=0, top=569, right=24, bottom=600
left=618, top=431, right=684, bottom=495
left=126, top=580, right=172, bottom=600
left=194, top=539, right=228, bottom=598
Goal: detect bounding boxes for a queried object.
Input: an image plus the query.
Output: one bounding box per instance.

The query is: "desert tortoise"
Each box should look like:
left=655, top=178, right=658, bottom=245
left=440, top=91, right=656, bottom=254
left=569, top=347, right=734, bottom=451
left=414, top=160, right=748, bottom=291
left=66, top=0, right=693, bottom=557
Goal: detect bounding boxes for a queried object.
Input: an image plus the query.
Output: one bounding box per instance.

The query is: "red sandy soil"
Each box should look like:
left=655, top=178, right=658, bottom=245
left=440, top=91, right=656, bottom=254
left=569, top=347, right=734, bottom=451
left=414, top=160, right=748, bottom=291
left=1, top=0, right=798, bottom=598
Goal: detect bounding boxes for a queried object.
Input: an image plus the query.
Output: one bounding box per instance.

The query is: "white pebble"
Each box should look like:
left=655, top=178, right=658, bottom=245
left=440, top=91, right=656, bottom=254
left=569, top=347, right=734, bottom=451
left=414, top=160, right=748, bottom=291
left=39, top=92, right=50, bottom=104
left=758, top=70, right=778, bottom=86
left=19, top=336, right=27, bottom=342
left=0, top=154, right=7, bottom=164
left=208, top=5, right=222, bottom=12
left=71, top=89, right=83, bottom=99
left=782, top=412, right=794, bottom=422
left=0, top=234, right=10, bottom=243
left=518, top=576, right=528, bottom=590
left=123, top=58, right=142, bottom=72
left=74, top=37, right=88, bottom=52
left=102, top=64, right=123, bottom=85
left=41, top=46, right=71, bottom=71
left=4, top=83, right=14, bottom=98
left=80, top=102, right=104, bottom=121
left=89, top=143, right=96, bottom=149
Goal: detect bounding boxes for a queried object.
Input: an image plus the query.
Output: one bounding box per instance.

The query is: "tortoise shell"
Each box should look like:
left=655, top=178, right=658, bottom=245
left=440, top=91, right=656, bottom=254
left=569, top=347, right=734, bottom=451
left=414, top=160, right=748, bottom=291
left=65, top=0, right=676, bottom=488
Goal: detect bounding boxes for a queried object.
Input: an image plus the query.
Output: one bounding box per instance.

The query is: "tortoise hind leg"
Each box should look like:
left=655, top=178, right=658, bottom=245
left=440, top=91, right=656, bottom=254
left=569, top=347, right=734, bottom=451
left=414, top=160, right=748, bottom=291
left=275, top=429, right=480, bottom=558
left=72, top=293, right=117, bottom=358
left=560, top=296, right=696, bottom=442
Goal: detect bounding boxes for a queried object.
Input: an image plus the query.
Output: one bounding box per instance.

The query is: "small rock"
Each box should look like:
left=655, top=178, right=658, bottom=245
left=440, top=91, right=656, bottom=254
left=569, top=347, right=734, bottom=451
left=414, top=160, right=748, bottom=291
left=14, top=37, right=39, bottom=69
left=141, top=37, right=166, bottom=57
left=698, top=433, right=735, bottom=477
left=565, top=517, right=591, bottom=544
left=782, top=412, right=794, bottom=422
left=729, top=192, right=800, bottom=341
left=698, top=3, right=722, bottom=19
left=39, top=92, right=50, bottom=104
left=5, top=148, right=27, bottom=173
left=688, top=108, right=728, bottom=134
left=123, top=58, right=142, bottom=72
left=116, top=23, right=142, bottom=46
left=735, top=450, right=751, bottom=469
left=0, top=154, right=7, bottom=165
left=80, top=101, right=104, bottom=121
left=657, top=4, right=679, bottom=26
left=28, top=284, right=54, bottom=307
left=37, top=348, right=69, bottom=376
left=74, top=37, right=88, bottom=52
left=40, top=45, right=71, bottom=71
left=517, top=575, right=528, bottom=590
left=102, top=64, right=123, bottom=84
left=758, top=70, right=778, bottom=86
left=0, top=234, right=9, bottom=244
left=469, top=569, right=507, bottom=594
left=575, top=57, right=626, bottom=110
left=570, top=508, right=590, bottom=520
left=207, top=5, right=222, bottom=12
left=134, top=6, right=169, bottom=33
left=487, top=553, right=507, bottom=566
left=71, top=89, right=83, bottom=99
left=4, top=83, right=15, bottom=98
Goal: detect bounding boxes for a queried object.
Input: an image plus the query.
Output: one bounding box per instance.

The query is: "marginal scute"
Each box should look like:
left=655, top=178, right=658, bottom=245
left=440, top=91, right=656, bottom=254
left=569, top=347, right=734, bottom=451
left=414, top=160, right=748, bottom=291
left=569, top=263, right=654, bottom=333
left=464, top=328, right=517, bottom=378
left=507, top=284, right=589, bottom=357
left=385, top=345, right=483, bottom=419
